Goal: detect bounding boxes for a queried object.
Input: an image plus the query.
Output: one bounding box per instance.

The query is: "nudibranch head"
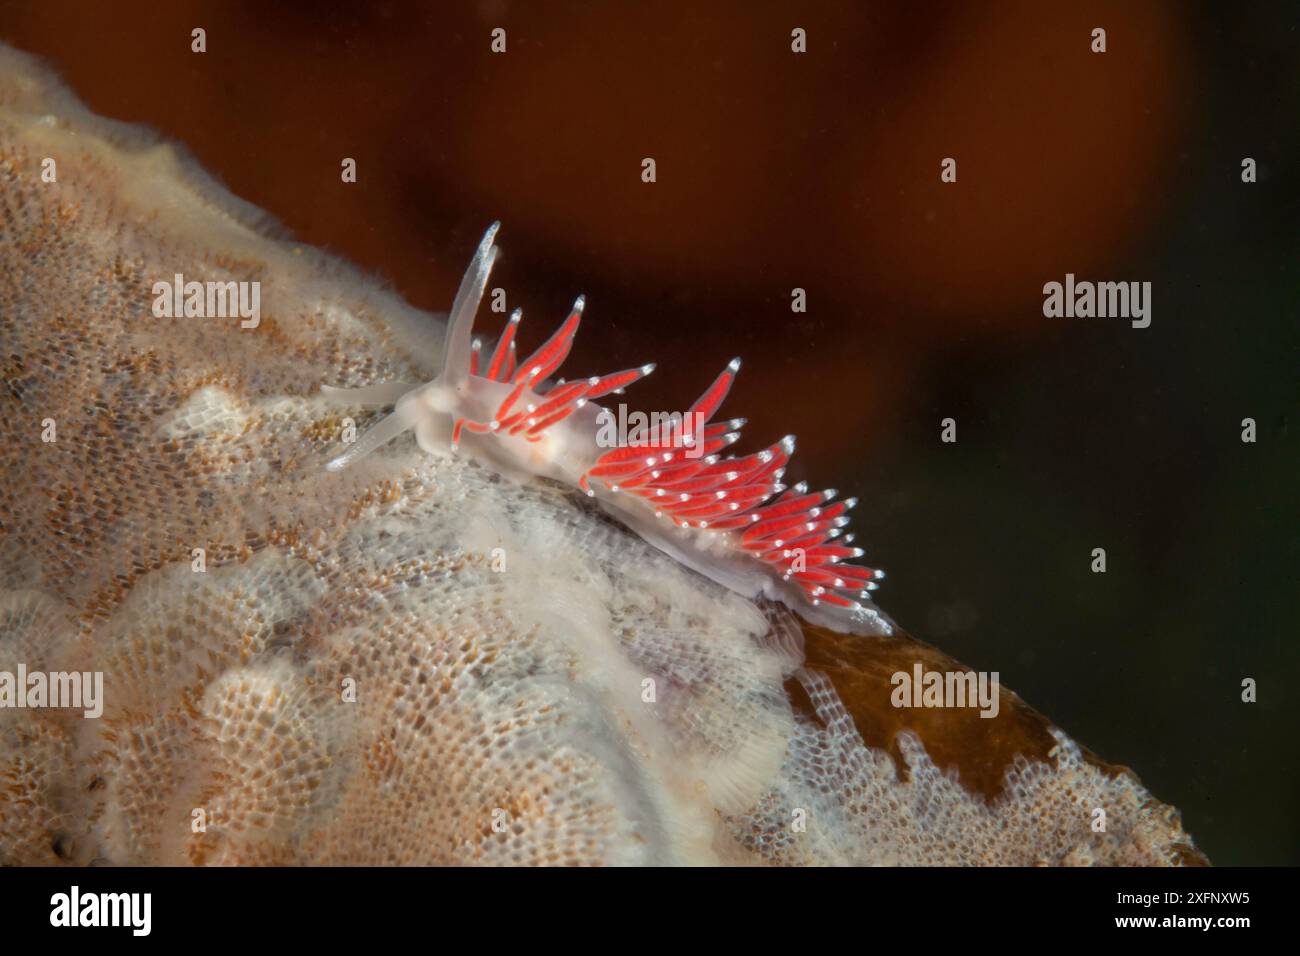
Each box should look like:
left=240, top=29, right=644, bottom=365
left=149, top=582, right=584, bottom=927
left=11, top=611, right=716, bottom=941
left=322, top=224, right=891, bottom=635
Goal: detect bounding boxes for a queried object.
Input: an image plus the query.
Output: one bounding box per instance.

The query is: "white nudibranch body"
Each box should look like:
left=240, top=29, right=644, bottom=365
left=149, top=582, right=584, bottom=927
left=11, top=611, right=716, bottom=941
left=323, top=223, right=890, bottom=636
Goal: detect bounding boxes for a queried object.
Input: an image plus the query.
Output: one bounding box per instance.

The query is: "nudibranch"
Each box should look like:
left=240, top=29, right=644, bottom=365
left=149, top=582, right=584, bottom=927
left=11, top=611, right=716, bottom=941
left=324, top=224, right=889, bottom=635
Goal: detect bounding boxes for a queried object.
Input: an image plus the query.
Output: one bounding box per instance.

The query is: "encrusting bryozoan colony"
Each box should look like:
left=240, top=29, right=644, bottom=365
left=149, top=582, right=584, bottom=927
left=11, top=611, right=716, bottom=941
left=0, top=41, right=1201, bottom=865
left=323, top=224, right=889, bottom=636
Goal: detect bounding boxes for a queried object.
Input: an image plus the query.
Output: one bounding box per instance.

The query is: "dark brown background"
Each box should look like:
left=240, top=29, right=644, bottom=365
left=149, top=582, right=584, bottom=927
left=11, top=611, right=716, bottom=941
left=2, top=0, right=1296, bottom=863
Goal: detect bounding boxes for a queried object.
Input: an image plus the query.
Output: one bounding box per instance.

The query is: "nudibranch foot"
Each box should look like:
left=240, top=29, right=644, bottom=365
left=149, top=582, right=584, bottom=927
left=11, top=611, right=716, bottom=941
left=318, top=382, right=418, bottom=407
